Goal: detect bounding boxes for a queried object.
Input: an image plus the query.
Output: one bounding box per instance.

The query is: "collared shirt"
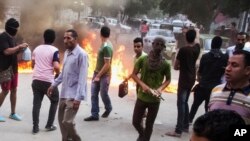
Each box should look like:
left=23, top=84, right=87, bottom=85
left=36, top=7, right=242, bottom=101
left=52, top=45, right=88, bottom=101
left=209, top=83, right=250, bottom=124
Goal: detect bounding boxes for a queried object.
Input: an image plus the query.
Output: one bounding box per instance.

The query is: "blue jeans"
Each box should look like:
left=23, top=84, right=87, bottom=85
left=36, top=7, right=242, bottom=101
left=175, top=87, right=191, bottom=134
left=91, top=72, right=112, bottom=118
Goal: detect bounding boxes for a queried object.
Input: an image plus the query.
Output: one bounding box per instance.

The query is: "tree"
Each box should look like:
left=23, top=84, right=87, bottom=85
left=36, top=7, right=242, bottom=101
left=124, top=0, right=161, bottom=17
left=160, top=0, right=250, bottom=30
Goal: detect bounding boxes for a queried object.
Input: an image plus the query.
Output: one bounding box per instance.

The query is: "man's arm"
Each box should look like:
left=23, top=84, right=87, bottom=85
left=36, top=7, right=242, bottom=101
left=4, top=43, right=28, bottom=55
left=157, top=62, right=171, bottom=92
left=131, top=68, right=150, bottom=93
left=174, top=59, right=180, bottom=70
left=52, top=51, right=60, bottom=77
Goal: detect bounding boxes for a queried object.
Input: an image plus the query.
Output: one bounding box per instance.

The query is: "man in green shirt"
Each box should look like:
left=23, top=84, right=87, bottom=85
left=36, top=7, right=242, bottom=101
left=85, top=26, right=113, bottom=121
left=132, top=37, right=171, bottom=141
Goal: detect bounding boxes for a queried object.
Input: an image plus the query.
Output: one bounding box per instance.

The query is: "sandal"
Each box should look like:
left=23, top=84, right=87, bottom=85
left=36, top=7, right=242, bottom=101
left=165, top=131, right=181, bottom=137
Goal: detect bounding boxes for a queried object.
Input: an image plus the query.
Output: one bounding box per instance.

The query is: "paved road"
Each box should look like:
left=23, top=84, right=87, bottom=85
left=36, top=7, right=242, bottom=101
left=0, top=71, right=205, bottom=141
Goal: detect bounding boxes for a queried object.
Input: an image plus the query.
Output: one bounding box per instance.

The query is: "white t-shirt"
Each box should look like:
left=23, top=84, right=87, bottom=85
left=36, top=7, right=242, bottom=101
left=32, top=45, right=59, bottom=83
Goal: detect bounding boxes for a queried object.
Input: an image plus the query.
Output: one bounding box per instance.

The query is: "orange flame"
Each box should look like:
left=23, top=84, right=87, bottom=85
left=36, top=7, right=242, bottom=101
left=18, top=61, right=32, bottom=73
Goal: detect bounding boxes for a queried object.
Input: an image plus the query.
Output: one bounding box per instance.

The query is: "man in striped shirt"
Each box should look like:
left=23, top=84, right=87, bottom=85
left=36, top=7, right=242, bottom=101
left=209, top=50, right=250, bottom=124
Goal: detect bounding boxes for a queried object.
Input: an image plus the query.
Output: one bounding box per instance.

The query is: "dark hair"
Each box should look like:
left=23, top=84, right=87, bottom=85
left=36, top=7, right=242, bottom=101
left=193, top=109, right=245, bottom=141
left=237, top=32, right=248, bottom=39
left=133, top=37, right=143, bottom=46
left=44, top=29, right=56, bottom=44
left=233, top=49, right=250, bottom=67
left=231, top=22, right=236, bottom=27
left=66, top=29, right=78, bottom=39
left=211, top=36, right=222, bottom=49
left=5, top=18, right=19, bottom=36
left=186, top=29, right=196, bottom=43
left=100, top=26, right=110, bottom=38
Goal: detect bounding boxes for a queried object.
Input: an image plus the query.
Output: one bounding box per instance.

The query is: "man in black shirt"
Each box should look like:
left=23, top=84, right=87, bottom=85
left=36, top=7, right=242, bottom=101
left=0, top=18, right=28, bottom=122
left=189, top=36, right=228, bottom=124
left=166, top=29, right=200, bottom=137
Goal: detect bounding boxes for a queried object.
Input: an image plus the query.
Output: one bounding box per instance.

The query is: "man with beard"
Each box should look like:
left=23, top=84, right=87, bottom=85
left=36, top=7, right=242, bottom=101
left=0, top=18, right=28, bottom=122
left=209, top=50, right=250, bottom=124
left=47, top=29, right=88, bottom=141
left=131, top=37, right=171, bottom=141
left=226, top=32, right=250, bottom=57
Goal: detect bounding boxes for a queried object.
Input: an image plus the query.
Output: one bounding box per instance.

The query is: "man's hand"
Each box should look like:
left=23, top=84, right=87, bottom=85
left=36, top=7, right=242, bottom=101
left=47, top=86, right=54, bottom=97
left=73, top=100, right=81, bottom=110
left=18, top=43, right=29, bottom=51
left=93, top=76, right=100, bottom=82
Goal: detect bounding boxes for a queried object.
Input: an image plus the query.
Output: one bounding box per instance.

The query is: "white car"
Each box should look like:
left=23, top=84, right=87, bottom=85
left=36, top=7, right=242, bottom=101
left=143, top=29, right=176, bottom=58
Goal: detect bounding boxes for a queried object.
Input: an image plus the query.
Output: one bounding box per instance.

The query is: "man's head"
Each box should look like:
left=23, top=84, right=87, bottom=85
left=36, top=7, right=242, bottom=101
left=100, top=26, right=110, bottom=39
left=225, top=50, right=250, bottom=84
left=191, top=109, right=245, bottom=141
left=63, top=29, right=78, bottom=50
left=186, top=29, right=196, bottom=44
left=5, top=18, right=19, bottom=36
left=231, top=22, right=236, bottom=28
left=152, top=37, right=166, bottom=54
left=235, top=32, right=248, bottom=50
left=133, top=37, right=143, bottom=56
left=44, top=29, right=56, bottom=45
left=211, top=36, right=222, bottom=49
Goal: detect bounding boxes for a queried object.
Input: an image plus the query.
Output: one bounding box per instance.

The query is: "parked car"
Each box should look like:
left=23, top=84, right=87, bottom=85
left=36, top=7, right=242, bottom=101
left=143, top=29, right=176, bottom=59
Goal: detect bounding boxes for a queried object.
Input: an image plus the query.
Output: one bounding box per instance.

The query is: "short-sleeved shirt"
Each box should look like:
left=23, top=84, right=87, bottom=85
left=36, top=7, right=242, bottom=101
left=32, top=44, right=59, bottom=83
left=0, top=32, right=18, bottom=73
left=134, top=55, right=171, bottom=103
left=95, top=41, right=113, bottom=75
left=177, top=44, right=200, bottom=89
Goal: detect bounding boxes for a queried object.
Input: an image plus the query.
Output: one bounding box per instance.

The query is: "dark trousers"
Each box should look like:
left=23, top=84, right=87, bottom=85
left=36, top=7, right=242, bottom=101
left=132, top=99, right=160, bottom=141
left=189, top=85, right=212, bottom=123
left=175, top=87, right=191, bottom=134
left=32, top=80, right=59, bottom=128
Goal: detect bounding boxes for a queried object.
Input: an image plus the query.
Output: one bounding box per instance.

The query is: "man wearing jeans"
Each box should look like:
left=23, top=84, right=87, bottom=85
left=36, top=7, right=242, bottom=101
left=84, top=26, right=113, bottom=121
left=48, top=29, right=88, bottom=141
left=31, top=29, right=60, bottom=134
left=166, top=29, right=200, bottom=137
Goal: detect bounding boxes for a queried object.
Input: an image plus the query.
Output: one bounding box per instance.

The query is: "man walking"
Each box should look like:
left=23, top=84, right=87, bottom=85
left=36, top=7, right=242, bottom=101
left=166, top=29, right=200, bottom=137
left=188, top=36, right=228, bottom=124
left=84, top=26, right=113, bottom=121
left=48, top=29, right=88, bottom=141
left=0, top=18, right=28, bottom=122
left=31, top=29, right=60, bottom=134
left=132, top=37, right=171, bottom=141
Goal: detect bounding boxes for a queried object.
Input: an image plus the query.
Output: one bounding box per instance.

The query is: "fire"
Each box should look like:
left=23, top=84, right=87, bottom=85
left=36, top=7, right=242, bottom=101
left=18, top=61, right=33, bottom=73
left=82, top=32, right=129, bottom=86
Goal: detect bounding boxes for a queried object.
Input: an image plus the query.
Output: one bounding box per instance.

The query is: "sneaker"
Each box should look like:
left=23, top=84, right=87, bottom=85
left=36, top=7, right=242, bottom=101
left=9, top=113, right=22, bottom=121
left=0, top=116, right=6, bottom=122
left=32, top=126, right=39, bottom=134
left=101, top=111, right=111, bottom=118
left=165, top=131, right=181, bottom=138
left=45, top=125, right=57, bottom=131
left=84, top=116, right=99, bottom=121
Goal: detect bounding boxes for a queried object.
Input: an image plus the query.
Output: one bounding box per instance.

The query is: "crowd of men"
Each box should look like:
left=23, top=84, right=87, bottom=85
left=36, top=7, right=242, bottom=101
left=0, top=18, right=250, bottom=141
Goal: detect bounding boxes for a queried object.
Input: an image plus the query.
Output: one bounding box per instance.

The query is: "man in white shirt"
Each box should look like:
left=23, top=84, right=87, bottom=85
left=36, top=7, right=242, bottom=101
left=226, top=32, right=250, bottom=57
